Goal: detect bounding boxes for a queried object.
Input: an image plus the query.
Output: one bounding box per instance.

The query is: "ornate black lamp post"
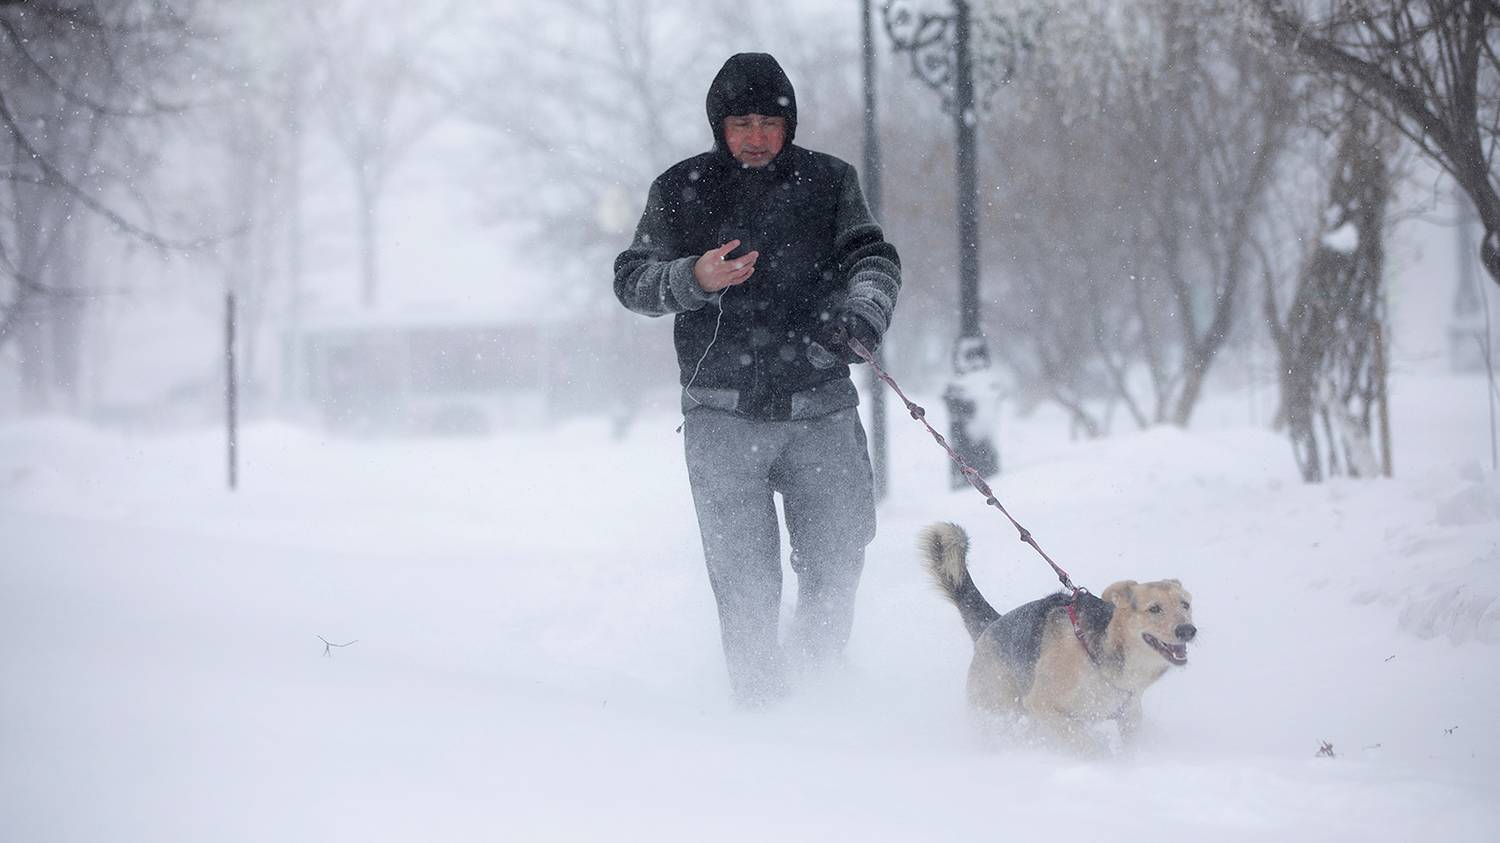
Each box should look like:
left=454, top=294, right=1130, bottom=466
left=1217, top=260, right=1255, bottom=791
left=881, top=0, right=1040, bottom=483
left=860, top=0, right=890, bottom=501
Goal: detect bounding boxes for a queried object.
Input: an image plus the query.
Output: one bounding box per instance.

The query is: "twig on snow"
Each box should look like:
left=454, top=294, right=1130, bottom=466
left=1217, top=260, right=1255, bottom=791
left=319, top=636, right=358, bottom=657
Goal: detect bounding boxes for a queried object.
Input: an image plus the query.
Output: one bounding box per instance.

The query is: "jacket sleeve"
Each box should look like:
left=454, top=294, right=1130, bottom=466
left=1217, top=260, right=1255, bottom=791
left=613, top=179, right=714, bottom=317
left=832, top=164, right=902, bottom=336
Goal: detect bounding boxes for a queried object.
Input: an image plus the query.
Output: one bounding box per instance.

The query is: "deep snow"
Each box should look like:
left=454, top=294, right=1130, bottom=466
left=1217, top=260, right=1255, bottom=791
left=1, top=371, right=1497, bottom=842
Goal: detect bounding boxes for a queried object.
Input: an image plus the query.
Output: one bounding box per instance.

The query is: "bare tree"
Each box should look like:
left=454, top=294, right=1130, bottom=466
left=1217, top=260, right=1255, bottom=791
left=1, top=0, right=201, bottom=410
left=1158, top=29, right=1299, bottom=426
left=186, top=0, right=327, bottom=408
left=1267, top=106, right=1397, bottom=481
left=1255, top=0, right=1500, bottom=290
left=461, top=0, right=733, bottom=289
left=987, top=0, right=1299, bottom=430
left=303, top=0, right=460, bottom=309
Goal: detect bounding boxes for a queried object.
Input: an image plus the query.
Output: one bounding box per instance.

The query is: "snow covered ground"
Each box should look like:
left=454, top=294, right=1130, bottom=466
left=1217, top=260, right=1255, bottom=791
left=2, top=371, right=1497, bottom=842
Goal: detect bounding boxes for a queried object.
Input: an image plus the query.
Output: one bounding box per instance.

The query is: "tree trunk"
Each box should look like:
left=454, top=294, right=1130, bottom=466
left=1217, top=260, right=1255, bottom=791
left=357, top=170, right=380, bottom=309
left=17, top=295, right=48, bottom=414
left=47, top=225, right=87, bottom=414
left=1268, top=107, right=1392, bottom=482
left=1171, top=91, right=1289, bottom=426
left=282, top=75, right=306, bottom=406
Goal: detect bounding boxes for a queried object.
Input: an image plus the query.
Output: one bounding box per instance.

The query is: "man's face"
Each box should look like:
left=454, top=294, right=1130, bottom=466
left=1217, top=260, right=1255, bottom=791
left=723, top=114, right=787, bottom=168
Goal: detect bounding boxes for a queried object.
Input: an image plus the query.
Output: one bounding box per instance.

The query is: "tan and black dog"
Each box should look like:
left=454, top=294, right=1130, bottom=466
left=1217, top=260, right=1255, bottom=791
left=918, top=522, right=1196, bottom=754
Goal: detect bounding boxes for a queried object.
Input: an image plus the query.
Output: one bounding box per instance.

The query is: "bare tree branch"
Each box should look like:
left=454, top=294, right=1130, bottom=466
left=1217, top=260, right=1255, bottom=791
left=1254, top=0, right=1500, bottom=288
left=0, top=87, right=223, bottom=252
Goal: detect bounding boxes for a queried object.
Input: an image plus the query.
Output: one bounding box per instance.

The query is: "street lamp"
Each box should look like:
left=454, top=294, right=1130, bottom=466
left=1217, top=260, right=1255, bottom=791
left=860, top=0, right=890, bottom=501
left=881, top=0, right=1040, bottom=484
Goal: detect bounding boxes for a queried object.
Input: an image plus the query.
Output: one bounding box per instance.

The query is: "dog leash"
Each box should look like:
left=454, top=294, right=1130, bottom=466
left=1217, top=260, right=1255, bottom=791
left=841, top=333, right=1080, bottom=591
left=841, top=333, right=1099, bottom=656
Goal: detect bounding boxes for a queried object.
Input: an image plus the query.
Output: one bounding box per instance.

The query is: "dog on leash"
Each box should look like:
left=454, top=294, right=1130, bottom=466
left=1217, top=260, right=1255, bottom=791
left=918, top=522, right=1196, bottom=754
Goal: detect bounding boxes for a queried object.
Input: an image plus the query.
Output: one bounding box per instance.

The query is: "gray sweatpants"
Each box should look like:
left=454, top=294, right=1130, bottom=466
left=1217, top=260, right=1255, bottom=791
left=682, top=406, right=877, bottom=703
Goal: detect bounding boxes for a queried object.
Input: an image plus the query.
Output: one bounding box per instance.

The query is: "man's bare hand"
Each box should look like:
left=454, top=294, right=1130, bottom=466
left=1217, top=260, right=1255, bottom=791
left=693, top=239, right=759, bottom=293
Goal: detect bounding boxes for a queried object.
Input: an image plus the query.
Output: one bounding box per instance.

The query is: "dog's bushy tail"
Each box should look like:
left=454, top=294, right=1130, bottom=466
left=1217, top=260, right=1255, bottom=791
left=917, top=522, right=1000, bottom=642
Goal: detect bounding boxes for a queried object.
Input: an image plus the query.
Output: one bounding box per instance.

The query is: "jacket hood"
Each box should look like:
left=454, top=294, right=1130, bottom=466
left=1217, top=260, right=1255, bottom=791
left=706, top=53, right=797, bottom=154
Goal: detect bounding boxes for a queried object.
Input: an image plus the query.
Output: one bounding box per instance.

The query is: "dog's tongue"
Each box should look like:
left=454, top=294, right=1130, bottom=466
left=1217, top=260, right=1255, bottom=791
left=1166, top=643, right=1188, bottom=665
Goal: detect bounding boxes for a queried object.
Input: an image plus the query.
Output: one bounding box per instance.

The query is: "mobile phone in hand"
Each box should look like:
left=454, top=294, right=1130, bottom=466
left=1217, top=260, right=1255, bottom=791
left=719, top=225, right=754, bottom=261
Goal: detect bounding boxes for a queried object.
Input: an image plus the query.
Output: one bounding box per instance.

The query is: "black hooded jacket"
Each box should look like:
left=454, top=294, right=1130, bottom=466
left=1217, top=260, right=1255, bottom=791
left=614, top=53, right=902, bottom=421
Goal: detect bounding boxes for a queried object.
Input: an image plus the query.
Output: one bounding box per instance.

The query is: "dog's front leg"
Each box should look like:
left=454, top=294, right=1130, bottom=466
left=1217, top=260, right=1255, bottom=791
left=1028, top=705, right=1109, bottom=758
left=1116, top=697, right=1144, bottom=749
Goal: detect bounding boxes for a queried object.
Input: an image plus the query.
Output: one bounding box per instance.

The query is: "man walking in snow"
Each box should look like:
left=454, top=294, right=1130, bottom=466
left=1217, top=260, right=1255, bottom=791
left=614, top=53, right=902, bottom=706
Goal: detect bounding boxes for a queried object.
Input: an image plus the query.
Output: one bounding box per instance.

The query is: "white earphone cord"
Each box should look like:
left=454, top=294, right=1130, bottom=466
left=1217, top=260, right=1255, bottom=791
left=683, top=283, right=732, bottom=409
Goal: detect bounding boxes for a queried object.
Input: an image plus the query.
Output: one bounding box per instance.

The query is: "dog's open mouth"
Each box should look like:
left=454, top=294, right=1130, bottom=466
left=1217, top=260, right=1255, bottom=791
left=1143, top=633, right=1188, bottom=665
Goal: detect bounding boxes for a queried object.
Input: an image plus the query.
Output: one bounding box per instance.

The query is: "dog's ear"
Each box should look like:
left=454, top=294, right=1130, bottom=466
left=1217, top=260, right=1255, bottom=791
left=1163, top=578, right=1182, bottom=588
left=1101, top=580, right=1137, bottom=609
